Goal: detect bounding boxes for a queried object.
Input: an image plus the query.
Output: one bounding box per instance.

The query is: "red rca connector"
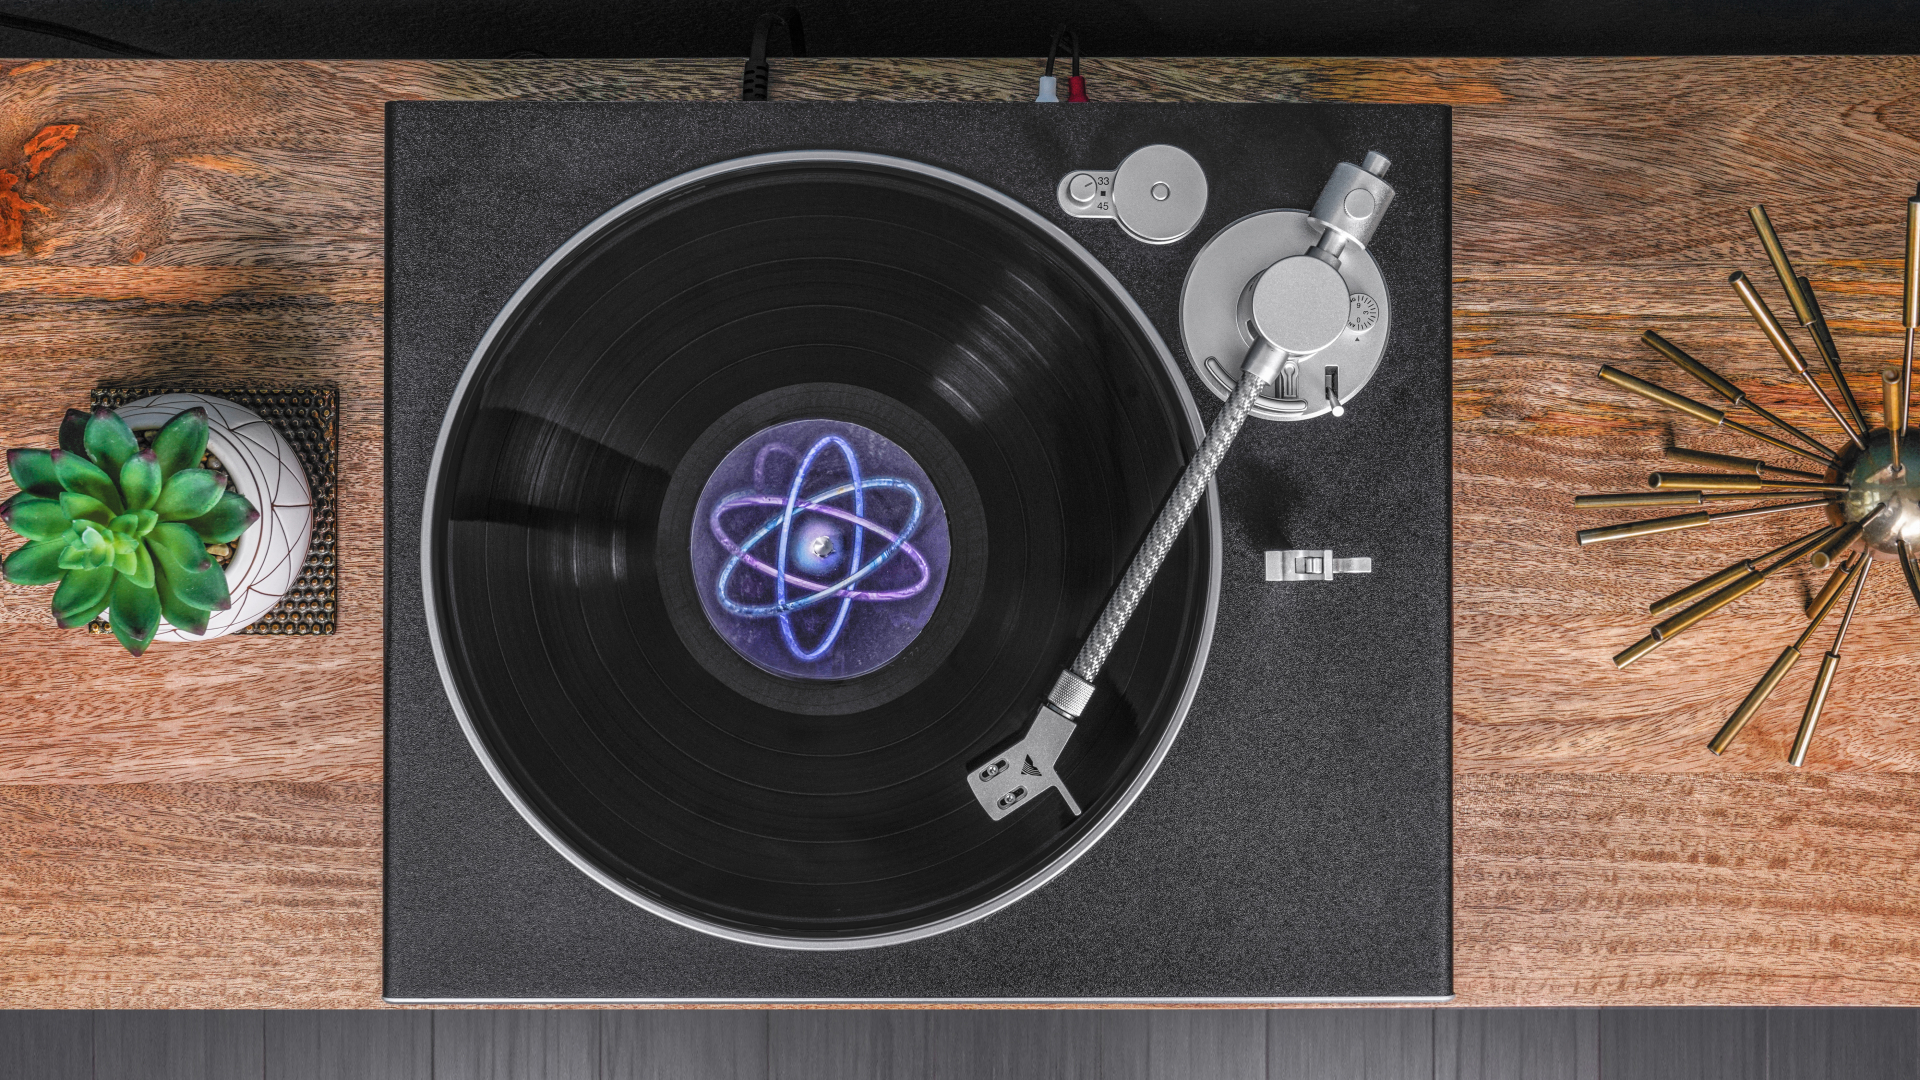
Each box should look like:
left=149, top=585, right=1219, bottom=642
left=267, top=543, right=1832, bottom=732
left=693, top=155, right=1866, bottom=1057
left=1037, top=27, right=1086, bottom=103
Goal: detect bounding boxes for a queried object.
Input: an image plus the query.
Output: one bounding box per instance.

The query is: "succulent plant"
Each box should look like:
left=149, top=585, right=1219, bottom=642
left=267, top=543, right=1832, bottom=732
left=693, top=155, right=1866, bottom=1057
left=2, top=406, right=259, bottom=655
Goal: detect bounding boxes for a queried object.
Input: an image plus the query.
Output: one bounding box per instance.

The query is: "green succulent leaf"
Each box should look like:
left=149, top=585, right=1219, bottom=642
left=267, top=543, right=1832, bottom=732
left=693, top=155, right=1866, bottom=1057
left=2, top=495, right=73, bottom=542
left=58, top=526, right=114, bottom=571
left=6, top=449, right=61, bottom=498
left=150, top=407, right=209, bottom=481
left=122, top=542, right=155, bottom=590
left=2, top=538, right=67, bottom=585
left=50, top=563, right=113, bottom=628
left=145, top=521, right=212, bottom=574
left=153, top=468, right=225, bottom=522
left=83, top=407, right=139, bottom=477
left=132, top=509, right=158, bottom=538
left=108, top=572, right=161, bottom=656
left=57, top=408, right=90, bottom=458
left=148, top=523, right=229, bottom=611
left=154, top=566, right=210, bottom=635
left=181, top=490, right=259, bottom=544
left=120, top=450, right=161, bottom=512
left=57, top=491, right=113, bottom=526
left=112, top=544, right=138, bottom=578
left=51, top=450, right=123, bottom=514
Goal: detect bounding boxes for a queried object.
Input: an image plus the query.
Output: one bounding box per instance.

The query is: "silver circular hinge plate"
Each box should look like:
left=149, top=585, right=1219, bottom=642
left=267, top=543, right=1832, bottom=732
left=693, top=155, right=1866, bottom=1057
left=1179, top=209, right=1391, bottom=422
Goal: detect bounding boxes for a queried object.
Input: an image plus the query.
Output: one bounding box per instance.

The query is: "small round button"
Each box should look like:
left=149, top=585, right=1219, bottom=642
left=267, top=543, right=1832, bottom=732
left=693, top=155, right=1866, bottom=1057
left=1344, top=188, right=1376, bottom=219
left=1111, top=145, right=1208, bottom=244
left=1067, top=173, right=1097, bottom=204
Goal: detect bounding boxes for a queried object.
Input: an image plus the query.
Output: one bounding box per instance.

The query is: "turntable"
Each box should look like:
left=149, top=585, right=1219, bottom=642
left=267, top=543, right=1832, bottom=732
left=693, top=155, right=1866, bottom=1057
left=384, top=101, right=1452, bottom=1002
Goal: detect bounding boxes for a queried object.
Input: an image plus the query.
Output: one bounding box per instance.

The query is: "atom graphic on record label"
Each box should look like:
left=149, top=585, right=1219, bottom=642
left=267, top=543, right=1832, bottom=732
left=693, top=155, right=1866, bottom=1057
left=693, top=418, right=950, bottom=681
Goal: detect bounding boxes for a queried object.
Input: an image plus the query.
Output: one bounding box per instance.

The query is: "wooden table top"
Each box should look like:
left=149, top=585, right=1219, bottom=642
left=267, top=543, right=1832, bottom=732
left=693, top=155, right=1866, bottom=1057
left=2, top=55, right=1918, bottom=1008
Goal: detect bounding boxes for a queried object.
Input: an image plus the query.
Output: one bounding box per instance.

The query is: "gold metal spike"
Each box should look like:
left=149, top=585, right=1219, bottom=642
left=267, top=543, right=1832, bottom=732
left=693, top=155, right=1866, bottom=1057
left=1647, top=473, right=1848, bottom=494
left=1709, top=555, right=1864, bottom=755
left=1662, top=446, right=1823, bottom=481
left=1576, top=498, right=1831, bottom=547
left=1577, top=490, right=1835, bottom=509
left=1904, top=185, right=1919, bottom=435
left=1612, top=525, right=1837, bottom=668
left=1651, top=533, right=1824, bottom=618
left=1809, top=504, right=1888, bottom=570
left=1729, top=271, right=1866, bottom=450
left=1643, top=331, right=1835, bottom=459
left=1805, top=554, right=1856, bottom=618
left=1888, top=369, right=1907, bottom=476
left=1798, top=277, right=1872, bottom=438
left=1789, top=555, right=1874, bottom=767
left=1597, top=365, right=1837, bottom=466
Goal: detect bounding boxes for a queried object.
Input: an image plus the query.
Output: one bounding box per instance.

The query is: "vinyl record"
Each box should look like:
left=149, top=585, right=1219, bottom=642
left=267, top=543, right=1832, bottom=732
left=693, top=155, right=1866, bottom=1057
left=422, top=151, right=1219, bottom=948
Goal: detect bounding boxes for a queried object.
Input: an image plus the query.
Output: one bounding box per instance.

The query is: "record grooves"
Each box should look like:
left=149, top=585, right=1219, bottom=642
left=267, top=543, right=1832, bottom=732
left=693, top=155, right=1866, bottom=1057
left=422, top=153, right=1217, bottom=946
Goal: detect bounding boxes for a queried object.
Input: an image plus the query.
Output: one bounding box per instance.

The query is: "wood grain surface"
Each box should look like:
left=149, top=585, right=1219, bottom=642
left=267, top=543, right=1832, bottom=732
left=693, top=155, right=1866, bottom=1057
left=2, top=55, right=1919, bottom=1007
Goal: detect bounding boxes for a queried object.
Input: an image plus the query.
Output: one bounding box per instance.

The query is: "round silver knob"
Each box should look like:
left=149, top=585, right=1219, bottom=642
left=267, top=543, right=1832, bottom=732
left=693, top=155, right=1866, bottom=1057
left=1067, top=173, right=1097, bottom=204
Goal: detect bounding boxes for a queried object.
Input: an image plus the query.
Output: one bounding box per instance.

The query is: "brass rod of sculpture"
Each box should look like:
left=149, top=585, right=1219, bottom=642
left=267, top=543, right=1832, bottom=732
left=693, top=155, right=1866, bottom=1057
left=1749, top=205, right=1817, bottom=324
left=1714, top=555, right=1865, bottom=756
left=1805, top=554, right=1856, bottom=617
left=1905, top=183, right=1919, bottom=436
left=1578, top=489, right=1836, bottom=509
left=1662, top=446, right=1823, bottom=481
left=1642, top=331, right=1835, bottom=458
left=1729, top=271, right=1866, bottom=450
left=1577, top=491, right=1704, bottom=508
left=1810, top=504, right=1887, bottom=570
left=1886, top=369, right=1906, bottom=475
left=1597, top=365, right=1838, bottom=466
left=1651, top=532, right=1818, bottom=617
left=1652, top=563, right=1755, bottom=617
left=1900, top=536, right=1920, bottom=612
left=1612, top=525, right=1837, bottom=667
left=1647, top=472, right=1848, bottom=493
left=1789, top=554, right=1873, bottom=767
left=1575, top=498, right=1830, bottom=547
left=1797, top=278, right=1871, bottom=438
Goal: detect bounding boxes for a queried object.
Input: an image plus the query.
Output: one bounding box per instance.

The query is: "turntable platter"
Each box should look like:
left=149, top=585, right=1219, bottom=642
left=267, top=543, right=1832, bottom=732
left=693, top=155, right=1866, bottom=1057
left=422, top=152, right=1217, bottom=948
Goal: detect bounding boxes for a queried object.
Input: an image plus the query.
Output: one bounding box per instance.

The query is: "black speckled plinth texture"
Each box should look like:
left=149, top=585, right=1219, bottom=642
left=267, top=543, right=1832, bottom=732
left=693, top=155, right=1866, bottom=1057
left=385, top=101, right=1452, bottom=1002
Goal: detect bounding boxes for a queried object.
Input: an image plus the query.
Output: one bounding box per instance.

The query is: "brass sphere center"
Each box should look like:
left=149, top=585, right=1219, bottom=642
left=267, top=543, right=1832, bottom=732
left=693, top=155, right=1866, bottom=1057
left=1836, top=428, right=1920, bottom=555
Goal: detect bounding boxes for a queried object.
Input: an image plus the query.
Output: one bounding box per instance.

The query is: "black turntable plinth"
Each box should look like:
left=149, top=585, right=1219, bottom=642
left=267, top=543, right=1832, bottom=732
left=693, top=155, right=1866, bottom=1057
left=385, top=101, right=1451, bottom=1002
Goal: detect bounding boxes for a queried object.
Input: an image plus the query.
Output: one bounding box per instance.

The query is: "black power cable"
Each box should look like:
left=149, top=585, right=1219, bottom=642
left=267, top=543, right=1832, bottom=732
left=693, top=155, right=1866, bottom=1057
left=0, top=11, right=167, bottom=58
left=741, top=6, right=804, bottom=101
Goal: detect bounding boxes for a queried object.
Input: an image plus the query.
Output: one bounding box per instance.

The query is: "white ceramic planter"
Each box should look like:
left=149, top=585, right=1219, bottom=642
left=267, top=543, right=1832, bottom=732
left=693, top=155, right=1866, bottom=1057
left=114, top=393, right=313, bottom=641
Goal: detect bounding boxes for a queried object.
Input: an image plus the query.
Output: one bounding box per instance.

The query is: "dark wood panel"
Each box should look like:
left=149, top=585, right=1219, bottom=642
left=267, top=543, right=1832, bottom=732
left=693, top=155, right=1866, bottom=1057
left=1436, top=1008, right=1597, bottom=1080
left=264, top=1009, right=431, bottom=1080
left=1597, top=1008, right=1764, bottom=1080
left=769, top=1010, right=925, bottom=1080
left=602, top=1011, right=767, bottom=1080
left=1145, top=1010, right=1265, bottom=1080
left=925, top=1011, right=1144, bottom=1080
left=1768, top=1008, right=1919, bottom=1080
left=95, top=1009, right=264, bottom=1080
left=434, top=1010, right=598, bottom=1080
left=1268, top=1009, right=1432, bottom=1080
left=0, top=1010, right=92, bottom=1080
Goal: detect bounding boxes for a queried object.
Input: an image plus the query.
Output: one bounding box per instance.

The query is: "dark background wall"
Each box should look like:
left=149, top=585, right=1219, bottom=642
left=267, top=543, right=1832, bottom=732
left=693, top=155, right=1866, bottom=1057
left=1, top=0, right=1919, bottom=60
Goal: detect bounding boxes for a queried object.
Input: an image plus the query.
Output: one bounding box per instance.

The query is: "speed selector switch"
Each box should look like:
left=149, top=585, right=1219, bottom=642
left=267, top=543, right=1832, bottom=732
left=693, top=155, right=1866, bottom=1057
left=1056, top=144, right=1208, bottom=245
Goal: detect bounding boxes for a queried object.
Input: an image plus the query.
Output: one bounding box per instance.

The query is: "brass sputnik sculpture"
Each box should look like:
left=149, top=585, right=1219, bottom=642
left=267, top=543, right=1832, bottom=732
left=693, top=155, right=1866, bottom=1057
left=1579, top=188, right=1920, bottom=765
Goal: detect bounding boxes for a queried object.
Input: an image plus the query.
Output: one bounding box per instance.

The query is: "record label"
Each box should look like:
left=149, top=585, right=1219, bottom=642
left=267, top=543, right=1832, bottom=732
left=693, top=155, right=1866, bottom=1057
left=693, top=418, right=950, bottom=681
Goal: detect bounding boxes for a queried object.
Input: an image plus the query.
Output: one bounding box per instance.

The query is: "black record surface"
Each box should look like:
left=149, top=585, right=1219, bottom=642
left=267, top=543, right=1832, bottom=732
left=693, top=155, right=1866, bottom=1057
left=424, top=155, right=1212, bottom=943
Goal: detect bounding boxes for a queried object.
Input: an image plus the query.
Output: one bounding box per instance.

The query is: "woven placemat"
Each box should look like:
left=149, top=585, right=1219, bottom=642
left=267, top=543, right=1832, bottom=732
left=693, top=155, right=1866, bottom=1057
left=91, top=386, right=338, bottom=636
